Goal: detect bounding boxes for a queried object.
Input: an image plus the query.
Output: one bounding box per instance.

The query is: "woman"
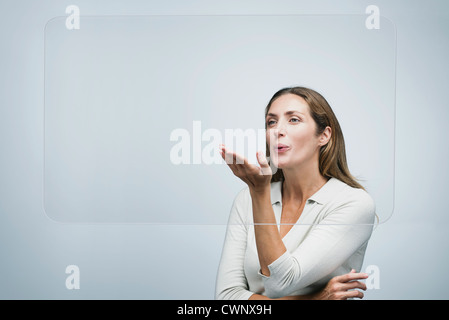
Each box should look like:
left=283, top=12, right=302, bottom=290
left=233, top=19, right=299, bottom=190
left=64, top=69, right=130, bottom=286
left=215, top=87, right=376, bottom=300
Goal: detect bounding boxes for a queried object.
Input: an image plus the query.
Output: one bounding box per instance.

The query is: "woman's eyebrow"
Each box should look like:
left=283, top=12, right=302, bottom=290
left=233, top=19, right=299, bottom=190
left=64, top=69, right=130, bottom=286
left=266, top=110, right=304, bottom=117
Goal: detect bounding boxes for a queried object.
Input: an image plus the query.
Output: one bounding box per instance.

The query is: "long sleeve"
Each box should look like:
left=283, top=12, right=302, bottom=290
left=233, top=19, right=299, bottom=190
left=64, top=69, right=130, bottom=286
left=259, top=189, right=376, bottom=299
left=215, top=188, right=254, bottom=300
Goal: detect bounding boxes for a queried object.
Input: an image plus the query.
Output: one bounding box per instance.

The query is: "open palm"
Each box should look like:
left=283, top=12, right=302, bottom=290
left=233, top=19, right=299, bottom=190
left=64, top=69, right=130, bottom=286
left=219, top=144, right=272, bottom=193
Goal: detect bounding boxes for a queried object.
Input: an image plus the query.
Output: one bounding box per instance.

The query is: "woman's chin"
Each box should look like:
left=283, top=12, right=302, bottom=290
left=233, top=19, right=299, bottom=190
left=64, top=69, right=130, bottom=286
left=269, top=155, right=295, bottom=170
left=272, top=161, right=287, bottom=169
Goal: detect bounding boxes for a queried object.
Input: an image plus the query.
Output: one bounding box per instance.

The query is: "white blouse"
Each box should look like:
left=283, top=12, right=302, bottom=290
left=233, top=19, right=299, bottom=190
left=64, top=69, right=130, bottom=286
left=215, top=177, right=376, bottom=300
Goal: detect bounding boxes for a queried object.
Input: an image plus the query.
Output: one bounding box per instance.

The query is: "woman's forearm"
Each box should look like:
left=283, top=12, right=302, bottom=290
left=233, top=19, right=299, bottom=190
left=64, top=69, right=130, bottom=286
left=250, top=187, right=287, bottom=277
left=249, top=270, right=369, bottom=301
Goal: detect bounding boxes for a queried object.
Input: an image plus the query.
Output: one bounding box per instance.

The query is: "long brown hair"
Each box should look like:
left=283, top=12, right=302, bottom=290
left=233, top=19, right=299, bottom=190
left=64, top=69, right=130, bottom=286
left=265, top=86, right=364, bottom=190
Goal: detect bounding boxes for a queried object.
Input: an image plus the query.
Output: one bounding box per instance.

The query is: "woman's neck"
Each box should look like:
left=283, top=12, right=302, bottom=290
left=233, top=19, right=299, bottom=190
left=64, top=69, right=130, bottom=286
left=281, top=162, right=328, bottom=204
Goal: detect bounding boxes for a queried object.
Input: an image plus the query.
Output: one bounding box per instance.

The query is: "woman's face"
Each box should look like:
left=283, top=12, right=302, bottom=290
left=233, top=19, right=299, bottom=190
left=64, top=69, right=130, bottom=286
left=265, top=93, right=326, bottom=170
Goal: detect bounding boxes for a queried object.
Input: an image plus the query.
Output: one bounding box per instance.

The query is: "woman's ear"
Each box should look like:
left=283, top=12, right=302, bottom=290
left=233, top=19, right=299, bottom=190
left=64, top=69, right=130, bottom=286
left=319, top=126, right=332, bottom=147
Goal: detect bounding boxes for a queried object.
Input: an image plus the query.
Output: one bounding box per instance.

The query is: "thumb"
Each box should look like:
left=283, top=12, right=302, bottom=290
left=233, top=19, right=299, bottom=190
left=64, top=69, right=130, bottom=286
left=257, top=151, right=269, bottom=166
left=257, top=151, right=271, bottom=175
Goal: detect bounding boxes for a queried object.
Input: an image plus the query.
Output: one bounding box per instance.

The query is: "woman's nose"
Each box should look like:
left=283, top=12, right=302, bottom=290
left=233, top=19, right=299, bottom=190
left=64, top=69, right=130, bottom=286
left=277, top=124, right=287, bottom=136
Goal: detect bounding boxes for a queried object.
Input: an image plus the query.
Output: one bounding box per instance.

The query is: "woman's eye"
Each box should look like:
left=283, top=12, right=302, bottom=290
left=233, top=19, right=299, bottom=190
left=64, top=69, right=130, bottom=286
left=267, top=120, right=276, bottom=126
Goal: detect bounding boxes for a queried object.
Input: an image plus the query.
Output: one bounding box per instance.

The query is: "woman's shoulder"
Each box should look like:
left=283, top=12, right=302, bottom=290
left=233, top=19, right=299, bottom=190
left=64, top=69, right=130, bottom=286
left=328, top=178, right=376, bottom=221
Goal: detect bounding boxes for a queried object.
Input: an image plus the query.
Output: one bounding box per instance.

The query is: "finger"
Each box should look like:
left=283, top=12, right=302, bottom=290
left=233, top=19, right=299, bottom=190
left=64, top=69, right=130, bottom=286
left=220, top=145, right=248, bottom=165
left=219, top=146, right=226, bottom=162
left=220, top=146, right=240, bottom=174
left=219, top=144, right=230, bottom=162
left=256, top=151, right=272, bottom=176
left=219, top=144, right=233, bottom=164
left=219, top=144, right=225, bottom=156
left=257, top=151, right=269, bottom=167
left=228, top=148, right=246, bottom=165
left=344, top=289, right=364, bottom=299
left=340, top=280, right=367, bottom=291
left=221, top=145, right=237, bottom=165
left=334, top=272, right=369, bottom=283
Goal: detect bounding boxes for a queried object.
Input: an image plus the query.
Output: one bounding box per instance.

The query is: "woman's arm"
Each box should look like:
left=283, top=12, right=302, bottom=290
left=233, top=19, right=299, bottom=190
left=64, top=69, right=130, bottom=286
left=250, top=186, right=287, bottom=277
left=249, top=270, right=369, bottom=300
left=216, top=186, right=369, bottom=301
left=258, top=196, right=374, bottom=298
left=215, top=188, right=254, bottom=300
left=220, top=145, right=286, bottom=276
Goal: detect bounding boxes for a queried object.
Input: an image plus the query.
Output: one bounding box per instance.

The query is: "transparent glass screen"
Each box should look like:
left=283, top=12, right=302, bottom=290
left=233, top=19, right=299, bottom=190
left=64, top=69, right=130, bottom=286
left=44, top=15, right=396, bottom=224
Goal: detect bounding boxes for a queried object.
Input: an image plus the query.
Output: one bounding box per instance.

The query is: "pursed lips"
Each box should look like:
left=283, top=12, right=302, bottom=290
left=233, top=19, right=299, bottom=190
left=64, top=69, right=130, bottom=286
left=275, top=144, right=290, bottom=152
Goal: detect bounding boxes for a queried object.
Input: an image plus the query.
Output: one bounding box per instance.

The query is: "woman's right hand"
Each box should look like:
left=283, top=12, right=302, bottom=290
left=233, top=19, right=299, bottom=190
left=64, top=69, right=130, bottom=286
left=311, top=269, right=369, bottom=300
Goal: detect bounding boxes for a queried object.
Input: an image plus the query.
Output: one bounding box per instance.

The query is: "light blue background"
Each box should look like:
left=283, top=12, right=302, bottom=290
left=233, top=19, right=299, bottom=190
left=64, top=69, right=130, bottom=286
left=0, top=0, right=448, bottom=299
